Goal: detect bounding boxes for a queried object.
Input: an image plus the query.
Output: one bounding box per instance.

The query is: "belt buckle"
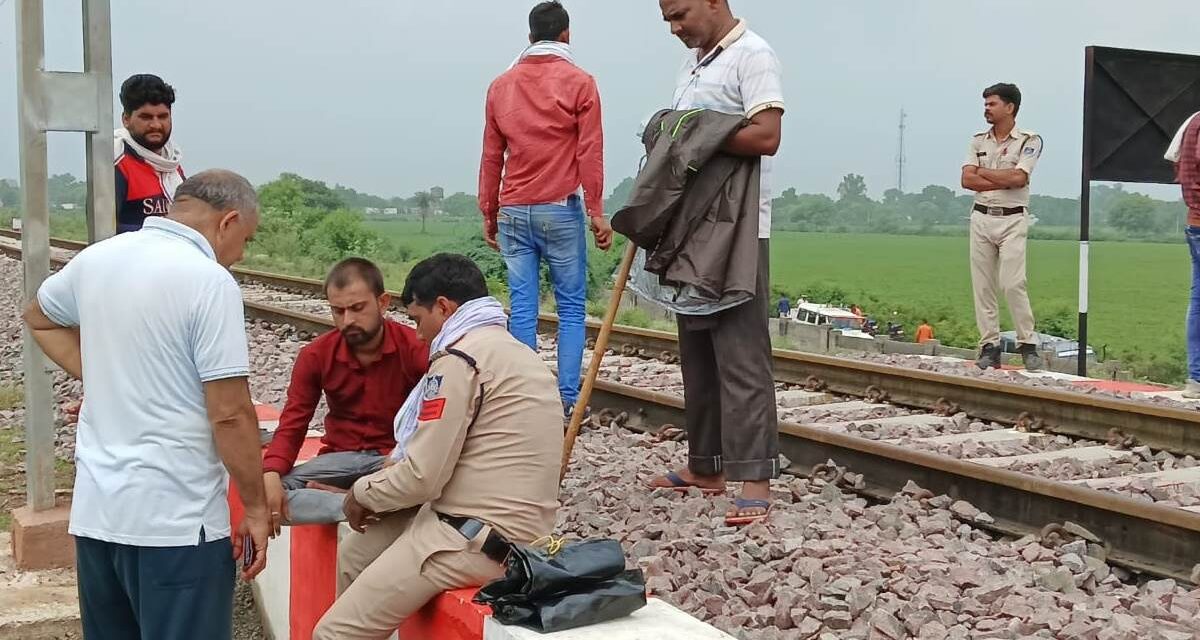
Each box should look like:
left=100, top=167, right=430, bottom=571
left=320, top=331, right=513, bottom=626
left=987, top=206, right=1005, bottom=216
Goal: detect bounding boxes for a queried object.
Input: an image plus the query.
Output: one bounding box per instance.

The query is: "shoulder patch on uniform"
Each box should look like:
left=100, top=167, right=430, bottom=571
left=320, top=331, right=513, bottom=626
left=973, top=131, right=989, bottom=138
left=1022, top=135, right=1044, bottom=157
left=419, top=398, right=446, bottom=421
left=422, top=375, right=443, bottom=400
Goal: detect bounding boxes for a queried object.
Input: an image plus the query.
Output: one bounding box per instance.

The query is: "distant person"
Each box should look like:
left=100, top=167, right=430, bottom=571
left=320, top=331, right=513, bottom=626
left=477, top=0, right=613, bottom=416
left=777, top=295, right=791, bottom=318
left=22, top=170, right=270, bottom=640
left=261, top=258, right=428, bottom=530
left=313, top=254, right=562, bottom=639
left=643, top=0, right=785, bottom=528
left=1168, top=110, right=1200, bottom=397
left=961, top=83, right=1043, bottom=371
left=915, top=320, right=935, bottom=344
left=850, top=303, right=863, bottom=317
left=115, top=74, right=185, bottom=233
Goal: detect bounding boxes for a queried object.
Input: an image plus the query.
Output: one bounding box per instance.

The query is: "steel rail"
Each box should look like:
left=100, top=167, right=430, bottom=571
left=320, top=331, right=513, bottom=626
left=3, top=234, right=1194, bottom=582
left=6, top=233, right=1200, bottom=455
left=587, top=380, right=1200, bottom=583
left=231, top=300, right=1200, bottom=581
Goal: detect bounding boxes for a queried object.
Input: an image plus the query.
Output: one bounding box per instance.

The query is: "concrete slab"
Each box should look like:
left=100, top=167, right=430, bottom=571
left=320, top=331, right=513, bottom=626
left=485, top=599, right=734, bottom=640
left=1019, top=370, right=1090, bottom=382
left=1071, top=466, right=1200, bottom=490
left=791, top=401, right=890, bottom=414
left=820, top=414, right=954, bottom=430
left=11, top=501, right=73, bottom=571
left=1136, top=390, right=1200, bottom=405
left=910, top=428, right=1031, bottom=445
left=972, top=445, right=1131, bottom=467
left=776, top=389, right=835, bottom=408
left=0, top=533, right=80, bottom=640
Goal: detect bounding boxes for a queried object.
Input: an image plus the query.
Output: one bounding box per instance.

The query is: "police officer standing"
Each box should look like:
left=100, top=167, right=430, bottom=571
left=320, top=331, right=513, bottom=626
left=313, top=254, right=563, bottom=640
left=961, top=83, right=1044, bottom=371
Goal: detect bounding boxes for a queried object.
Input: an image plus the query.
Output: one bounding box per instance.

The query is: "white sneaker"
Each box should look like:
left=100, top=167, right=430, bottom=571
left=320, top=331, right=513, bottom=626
left=1183, top=379, right=1200, bottom=400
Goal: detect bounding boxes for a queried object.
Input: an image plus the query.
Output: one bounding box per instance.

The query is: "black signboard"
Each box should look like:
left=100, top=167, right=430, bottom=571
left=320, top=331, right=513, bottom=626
left=1084, top=46, right=1200, bottom=183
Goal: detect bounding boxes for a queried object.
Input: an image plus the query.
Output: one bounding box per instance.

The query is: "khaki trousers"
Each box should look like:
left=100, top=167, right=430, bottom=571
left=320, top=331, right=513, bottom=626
left=969, top=211, right=1036, bottom=347
left=313, top=506, right=505, bottom=640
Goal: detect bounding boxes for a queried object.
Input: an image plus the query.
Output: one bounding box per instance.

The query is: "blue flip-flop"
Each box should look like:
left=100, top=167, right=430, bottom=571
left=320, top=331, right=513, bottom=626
left=650, top=471, right=726, bottom=495
left=725, top=498, right=771, bottom=526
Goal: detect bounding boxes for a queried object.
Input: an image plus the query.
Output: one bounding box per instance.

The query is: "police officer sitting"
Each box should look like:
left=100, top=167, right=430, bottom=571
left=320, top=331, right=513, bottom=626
left=313, top=254, right=564, bottom=640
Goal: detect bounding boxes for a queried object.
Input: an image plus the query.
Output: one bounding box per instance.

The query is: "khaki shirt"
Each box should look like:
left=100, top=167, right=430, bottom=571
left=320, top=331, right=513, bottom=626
left=963, top=126, right=1043, bottom=208
left=351, top=325, right=562, bottom=544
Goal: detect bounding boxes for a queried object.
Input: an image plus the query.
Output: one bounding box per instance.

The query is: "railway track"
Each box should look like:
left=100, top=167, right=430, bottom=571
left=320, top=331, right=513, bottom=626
left=3, top=231, right=1200, bottom=581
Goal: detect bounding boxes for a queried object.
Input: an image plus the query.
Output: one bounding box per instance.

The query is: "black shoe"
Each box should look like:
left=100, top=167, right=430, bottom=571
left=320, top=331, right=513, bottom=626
left=1018, top=343, right=1043, bottom=372
left=976, top=343, right=1001, bottom=370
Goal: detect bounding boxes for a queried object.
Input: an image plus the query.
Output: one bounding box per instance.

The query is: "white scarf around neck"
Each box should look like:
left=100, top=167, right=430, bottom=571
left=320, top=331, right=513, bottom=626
left=1166, top=111, right=1200, bottom=163
left=115, top=127, right=185, bottom=198
left=507, top=40, right=576, bottom=70
left=390, top=297, right=509, bottom=460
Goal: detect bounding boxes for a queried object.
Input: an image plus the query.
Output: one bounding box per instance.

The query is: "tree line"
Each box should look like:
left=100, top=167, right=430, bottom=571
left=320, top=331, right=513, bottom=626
left=2, top=172, right=1188, bottom=242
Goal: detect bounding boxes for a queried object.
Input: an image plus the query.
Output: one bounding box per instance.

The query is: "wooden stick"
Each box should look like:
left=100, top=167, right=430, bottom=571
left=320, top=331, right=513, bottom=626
left=560, top=242, right=638, bottom=481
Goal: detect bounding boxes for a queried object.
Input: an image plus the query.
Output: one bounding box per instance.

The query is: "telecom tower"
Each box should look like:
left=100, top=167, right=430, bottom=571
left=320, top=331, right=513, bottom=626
left=896, top=109, right=907, bottom=193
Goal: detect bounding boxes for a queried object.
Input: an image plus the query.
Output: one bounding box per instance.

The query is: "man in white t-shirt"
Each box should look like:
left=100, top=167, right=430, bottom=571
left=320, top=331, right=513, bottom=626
left=647, top=0, right=785, bottom=528
left=22, top=170, right=271, bottom=640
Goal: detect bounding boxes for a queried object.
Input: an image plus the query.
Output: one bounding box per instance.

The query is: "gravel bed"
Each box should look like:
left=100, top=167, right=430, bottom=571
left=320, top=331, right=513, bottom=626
left=846, top=352, right=1199, bottom=411
left=5, top=255, right=1200, bottom=637
left=1000, top=447, right=1200, bottom=483
left=561, top=422, right=1200, bottom=639
left=897, top=432, right=1090, bottom=460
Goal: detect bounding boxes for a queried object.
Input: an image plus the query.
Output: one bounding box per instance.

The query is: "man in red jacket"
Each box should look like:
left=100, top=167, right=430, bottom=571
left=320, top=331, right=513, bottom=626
left=114, top=74, right=186, bottom=233
left=262, top=258, right=428, bottom=531
left=478, top=1, right=611, bottom=415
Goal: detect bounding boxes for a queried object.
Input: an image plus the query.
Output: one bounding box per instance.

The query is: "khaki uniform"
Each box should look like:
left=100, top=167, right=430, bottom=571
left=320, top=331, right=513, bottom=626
left=963, top=126, right=1043, bottom=347
left=313, top=325, right=563, bottom=640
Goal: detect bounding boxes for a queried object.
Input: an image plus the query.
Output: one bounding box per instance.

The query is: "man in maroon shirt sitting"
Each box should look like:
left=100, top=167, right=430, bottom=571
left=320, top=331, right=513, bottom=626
left=262, top=258, right=428, bottom=529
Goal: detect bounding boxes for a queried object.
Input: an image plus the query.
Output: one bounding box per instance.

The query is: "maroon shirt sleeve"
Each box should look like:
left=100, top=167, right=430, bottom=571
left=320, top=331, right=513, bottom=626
left=262, top=345, right=323, bottom=476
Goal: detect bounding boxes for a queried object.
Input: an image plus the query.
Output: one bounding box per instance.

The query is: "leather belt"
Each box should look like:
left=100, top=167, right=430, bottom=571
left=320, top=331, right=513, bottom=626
left=974, top=203, right=1026, bottom=216
left=437, top=513, right=512, bottom=565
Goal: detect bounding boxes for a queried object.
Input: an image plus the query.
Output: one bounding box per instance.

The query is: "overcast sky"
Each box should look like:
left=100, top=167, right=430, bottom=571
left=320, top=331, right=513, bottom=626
left=1, top=0, right=1196, bottom=201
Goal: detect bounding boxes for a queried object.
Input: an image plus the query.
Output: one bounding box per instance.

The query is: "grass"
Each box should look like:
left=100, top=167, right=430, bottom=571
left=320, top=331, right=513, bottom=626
left=767, top=232, right=1189, bottom=381
left=14, top=209, right=1188, bottom=382
left=364, top=218, right=477, bottom=256
left=0, top=384, right=76, bottom=532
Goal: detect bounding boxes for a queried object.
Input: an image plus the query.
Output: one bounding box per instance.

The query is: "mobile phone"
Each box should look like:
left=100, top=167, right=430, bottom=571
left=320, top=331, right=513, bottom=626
left=242, top=534, right=254, bottom=569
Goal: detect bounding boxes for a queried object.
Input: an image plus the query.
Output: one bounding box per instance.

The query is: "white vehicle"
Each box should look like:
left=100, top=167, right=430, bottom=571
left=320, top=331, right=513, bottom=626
left=787, top=299, right=875, bottom=340
left=999, top=331, right=1095, bottom=359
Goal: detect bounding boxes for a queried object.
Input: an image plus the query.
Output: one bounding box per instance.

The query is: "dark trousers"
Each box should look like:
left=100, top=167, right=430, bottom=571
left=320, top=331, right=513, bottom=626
left=76, top=531, right=235, bottom=640
left=676, top=239, right=780, bottom=482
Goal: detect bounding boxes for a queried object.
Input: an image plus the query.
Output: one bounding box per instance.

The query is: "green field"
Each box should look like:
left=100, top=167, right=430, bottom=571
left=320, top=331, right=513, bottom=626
left=364, top=218, right=476, bottom=256
left=358, top=221, right=1188, bottom=381
left=9, top=208, right=1187, bottom=382
left=766, top=232, right=1188, bottom=382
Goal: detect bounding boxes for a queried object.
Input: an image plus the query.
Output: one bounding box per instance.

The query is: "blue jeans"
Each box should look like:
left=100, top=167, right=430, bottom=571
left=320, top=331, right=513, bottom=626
left=498, top=197, right=587, bottom=406
left=1188, top=227, right=1200, bottom=381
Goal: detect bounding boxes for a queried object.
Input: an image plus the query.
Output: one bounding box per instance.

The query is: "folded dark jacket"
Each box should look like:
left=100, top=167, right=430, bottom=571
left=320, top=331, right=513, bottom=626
left=612, top=108, right=761, bottom=303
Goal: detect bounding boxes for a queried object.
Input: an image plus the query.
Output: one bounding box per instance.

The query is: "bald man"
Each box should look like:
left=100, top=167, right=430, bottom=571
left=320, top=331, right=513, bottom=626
left=647, top=0, right=785, bottom=528
left=23, top=170, right=270, bottom=640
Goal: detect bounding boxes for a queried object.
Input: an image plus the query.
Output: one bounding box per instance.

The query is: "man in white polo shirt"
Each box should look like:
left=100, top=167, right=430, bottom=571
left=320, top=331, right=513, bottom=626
left=22, top=169, right=271, bottom=640
left=647, top=0, right=785, bottom=528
